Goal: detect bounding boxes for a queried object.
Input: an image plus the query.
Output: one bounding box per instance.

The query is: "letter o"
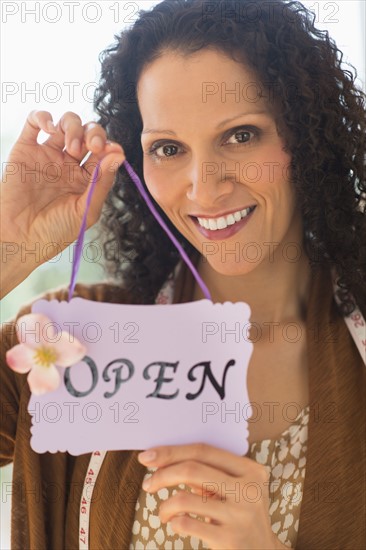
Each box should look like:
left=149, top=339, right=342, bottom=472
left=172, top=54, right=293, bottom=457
left=82, top=322, right=102, bottom=343
left=242, top=482, right=261, bottom=503
left=42, top=82, right=62, bottom=103
left=43, top=161, right=62, bottom=183
left=282, top=322, right=302, bottom=343
left=42, top=322, right=61, bottom=343
left=242, top=162, right=261, bottom=183
left=42, top=2, right=62, bottom=22
left=64, top=356, right=98, bottom=398
left=242, top=82, right=262, bottom=103
left=243, top=321, right=262, bottom=343
left=242, top=242, right=261, bottom=263
left=247, top=401, right=262, bottom=422
left=82, top=402, right=102, bottom=423
left=42, top=402, right=62, bottom=423
left=241, top=402, right=253, bottom=421
left=244, top=2, right=261, bottom=22
left=82, top=82, right=98, bottom=102
left=82, top=242, right=102, bottom=263
left=282, top=401, right=302, bottom=422
left=281, top=481, right=302, bottom=504
left=43, top=242, right=62, bottom=263
left=282, top=242, right=302, bottom=263
left=82, top=2, right=102, bottom=22
left=45, top=481, right=62, bottom=503
left=81, top=161, right=98, bottom=182
left=85, top=483, right=100, bottom=502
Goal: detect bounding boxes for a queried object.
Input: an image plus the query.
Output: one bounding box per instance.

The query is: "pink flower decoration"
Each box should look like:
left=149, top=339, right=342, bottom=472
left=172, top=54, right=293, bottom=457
left=6, top=313, right=87, bottom=395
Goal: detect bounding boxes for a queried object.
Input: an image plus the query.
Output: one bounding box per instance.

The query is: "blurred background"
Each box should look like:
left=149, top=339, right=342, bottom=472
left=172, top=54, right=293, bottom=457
left=1, top=1, right=365, bottom=547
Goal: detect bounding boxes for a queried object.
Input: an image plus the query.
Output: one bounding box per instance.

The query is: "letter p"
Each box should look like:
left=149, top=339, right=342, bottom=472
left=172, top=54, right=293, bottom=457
left=202, top=82, right=219, bottom=103
left=201, top=322, right=219, bottom=343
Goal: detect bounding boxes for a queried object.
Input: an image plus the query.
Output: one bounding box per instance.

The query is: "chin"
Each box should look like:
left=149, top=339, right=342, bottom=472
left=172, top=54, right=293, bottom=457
left=201, top=255, right=264, bottom=278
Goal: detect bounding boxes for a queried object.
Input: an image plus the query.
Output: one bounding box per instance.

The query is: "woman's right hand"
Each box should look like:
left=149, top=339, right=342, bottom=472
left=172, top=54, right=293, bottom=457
left=1, top=110, right=125, bottom=270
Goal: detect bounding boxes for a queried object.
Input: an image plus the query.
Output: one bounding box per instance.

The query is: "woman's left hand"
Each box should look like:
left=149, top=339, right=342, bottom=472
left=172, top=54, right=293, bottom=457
left=138, top=443, right=289, bottom=550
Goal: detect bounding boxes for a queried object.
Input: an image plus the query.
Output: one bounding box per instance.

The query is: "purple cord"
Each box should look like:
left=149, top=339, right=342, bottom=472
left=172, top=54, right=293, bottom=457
left=68, top=159, right=211, bottom=301
left=123, top=160, right=211, bottom=300
left=68, top=162, right=101, bottom=302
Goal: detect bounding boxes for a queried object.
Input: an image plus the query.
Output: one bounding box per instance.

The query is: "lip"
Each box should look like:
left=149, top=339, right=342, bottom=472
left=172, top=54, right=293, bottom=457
left=190, top=205, right=256, bottom=219
left=191, top=206, right=256, bottom=240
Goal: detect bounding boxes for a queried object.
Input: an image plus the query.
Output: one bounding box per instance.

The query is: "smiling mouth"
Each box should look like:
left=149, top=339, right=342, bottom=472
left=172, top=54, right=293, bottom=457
left=192, top=206, right=256, bottom=231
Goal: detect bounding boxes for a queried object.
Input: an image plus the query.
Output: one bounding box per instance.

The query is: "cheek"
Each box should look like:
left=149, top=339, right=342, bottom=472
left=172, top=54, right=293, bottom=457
left=143, top=161, right=185, bottom=213
left=252, top=148, right=292, bottom=197
left=143, top=162, right=169, bottom=204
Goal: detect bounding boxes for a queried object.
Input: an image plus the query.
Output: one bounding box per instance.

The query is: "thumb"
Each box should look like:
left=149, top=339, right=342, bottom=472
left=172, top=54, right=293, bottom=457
left=80, top=143, right=126, bottom=226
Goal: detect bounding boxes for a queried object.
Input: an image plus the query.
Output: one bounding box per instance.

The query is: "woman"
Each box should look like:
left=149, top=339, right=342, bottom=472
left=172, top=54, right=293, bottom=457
left=1, top=0, right=365, bottom=548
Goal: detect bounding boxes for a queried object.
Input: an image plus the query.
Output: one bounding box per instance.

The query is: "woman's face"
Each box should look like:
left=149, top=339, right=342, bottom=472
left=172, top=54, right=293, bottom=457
left=138, top=48, right=299, bottom=276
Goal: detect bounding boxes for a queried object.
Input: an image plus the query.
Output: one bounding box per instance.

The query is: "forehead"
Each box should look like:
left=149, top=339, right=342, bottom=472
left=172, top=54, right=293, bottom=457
left=137, top=48, right=272, bottom=118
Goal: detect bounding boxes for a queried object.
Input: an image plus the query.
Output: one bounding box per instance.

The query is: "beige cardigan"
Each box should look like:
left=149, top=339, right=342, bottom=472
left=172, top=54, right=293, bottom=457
left=0, top=263, right=365, bottom=549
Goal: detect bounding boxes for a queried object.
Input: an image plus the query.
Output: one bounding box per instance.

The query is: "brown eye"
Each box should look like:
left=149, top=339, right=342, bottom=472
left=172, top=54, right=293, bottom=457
left=148, top=142, right=181, bottom=161
left=226, top=129, right=254, bottom=144
left=161, top=144, right=178, bottom=156
left=235, top=130, right=251, bottom=142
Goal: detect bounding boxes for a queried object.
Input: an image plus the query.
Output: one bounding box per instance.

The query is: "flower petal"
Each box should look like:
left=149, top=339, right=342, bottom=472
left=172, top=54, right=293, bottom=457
left=6, top=344, right=35, bottom=373
left=53, top=332, right=87, bottom=367
left=27, top=364, right=60, bottom=395
left=16, top=313, right=58, bottom=348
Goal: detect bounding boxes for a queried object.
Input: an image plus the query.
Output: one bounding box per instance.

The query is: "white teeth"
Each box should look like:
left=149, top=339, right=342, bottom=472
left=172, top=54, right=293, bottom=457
left=208, top=218, right=217, bottom=230
left=197, top=206, right=254, bottom=231
left=217, top=217, right=227, bottom=229
left=198, top=217, right=210, bottom=229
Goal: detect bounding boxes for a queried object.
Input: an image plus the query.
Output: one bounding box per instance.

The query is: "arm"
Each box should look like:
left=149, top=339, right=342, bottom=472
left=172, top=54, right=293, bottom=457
left=1, top=110, right=125, bottom=300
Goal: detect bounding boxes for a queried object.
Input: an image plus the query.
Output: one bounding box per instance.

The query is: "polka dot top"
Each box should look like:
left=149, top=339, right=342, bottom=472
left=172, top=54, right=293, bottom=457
left=129, top=404, right=309, bottom=549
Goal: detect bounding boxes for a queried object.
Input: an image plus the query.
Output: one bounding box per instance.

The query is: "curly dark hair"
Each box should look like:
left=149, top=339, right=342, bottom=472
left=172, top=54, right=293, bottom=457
left=94, top=0, right=366, bottom=315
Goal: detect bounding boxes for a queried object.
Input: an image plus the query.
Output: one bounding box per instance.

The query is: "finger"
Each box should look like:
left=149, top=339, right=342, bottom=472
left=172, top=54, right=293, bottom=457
left=17, top=110, right=57, bottom=145
left=76, top=144, right=125, bottom=227
left=168, top=514, right=219, bottom=547
left=138, top=443, right=253, bottom=477
left=83, top=122, right=107, bottom=152
left=81, top=141, right=124, bottom=175
left=45, top=112, right=84, bottom=155
left=143, top=460, right=229, bottom=496
left=159, top=491, right=223, bottom=524
left=63, top=121, right=108, bottom=164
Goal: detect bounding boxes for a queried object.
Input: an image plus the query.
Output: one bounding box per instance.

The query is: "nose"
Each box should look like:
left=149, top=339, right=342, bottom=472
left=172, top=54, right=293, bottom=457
left=186, top=155, right=235, bottom=206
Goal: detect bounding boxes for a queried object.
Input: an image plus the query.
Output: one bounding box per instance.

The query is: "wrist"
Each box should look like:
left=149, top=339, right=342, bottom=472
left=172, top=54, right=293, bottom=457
left=0, top=242, right=39, bottom=298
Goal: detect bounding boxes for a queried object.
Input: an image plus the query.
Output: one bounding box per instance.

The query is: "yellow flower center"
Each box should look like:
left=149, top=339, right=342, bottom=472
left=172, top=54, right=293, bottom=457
left=33, top=347, right=58, bottom=367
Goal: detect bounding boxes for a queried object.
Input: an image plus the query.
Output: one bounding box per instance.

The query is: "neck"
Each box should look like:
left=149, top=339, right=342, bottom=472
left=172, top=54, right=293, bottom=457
left=194, top=242, right=312, bottom=326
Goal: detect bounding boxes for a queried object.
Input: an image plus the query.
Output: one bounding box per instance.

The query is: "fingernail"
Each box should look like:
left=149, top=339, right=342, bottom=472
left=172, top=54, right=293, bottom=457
left=47, top=121, right=56, bottom=134
left=90, top=135, right=104, bottom=150
left=70, top=138, right=80, bottom=155
left=142, top=477, right=151, bottom=490
left=138, top=450, right=157, bottom=463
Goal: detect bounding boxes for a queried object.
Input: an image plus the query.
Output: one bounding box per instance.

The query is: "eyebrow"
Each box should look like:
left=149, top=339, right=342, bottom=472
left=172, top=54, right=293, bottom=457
left=141, top=110, right=269, bottom=136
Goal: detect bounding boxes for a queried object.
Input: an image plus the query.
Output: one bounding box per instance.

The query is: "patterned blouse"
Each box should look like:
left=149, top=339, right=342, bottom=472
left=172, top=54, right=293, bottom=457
left=130, top=404, right=309, bottom=549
